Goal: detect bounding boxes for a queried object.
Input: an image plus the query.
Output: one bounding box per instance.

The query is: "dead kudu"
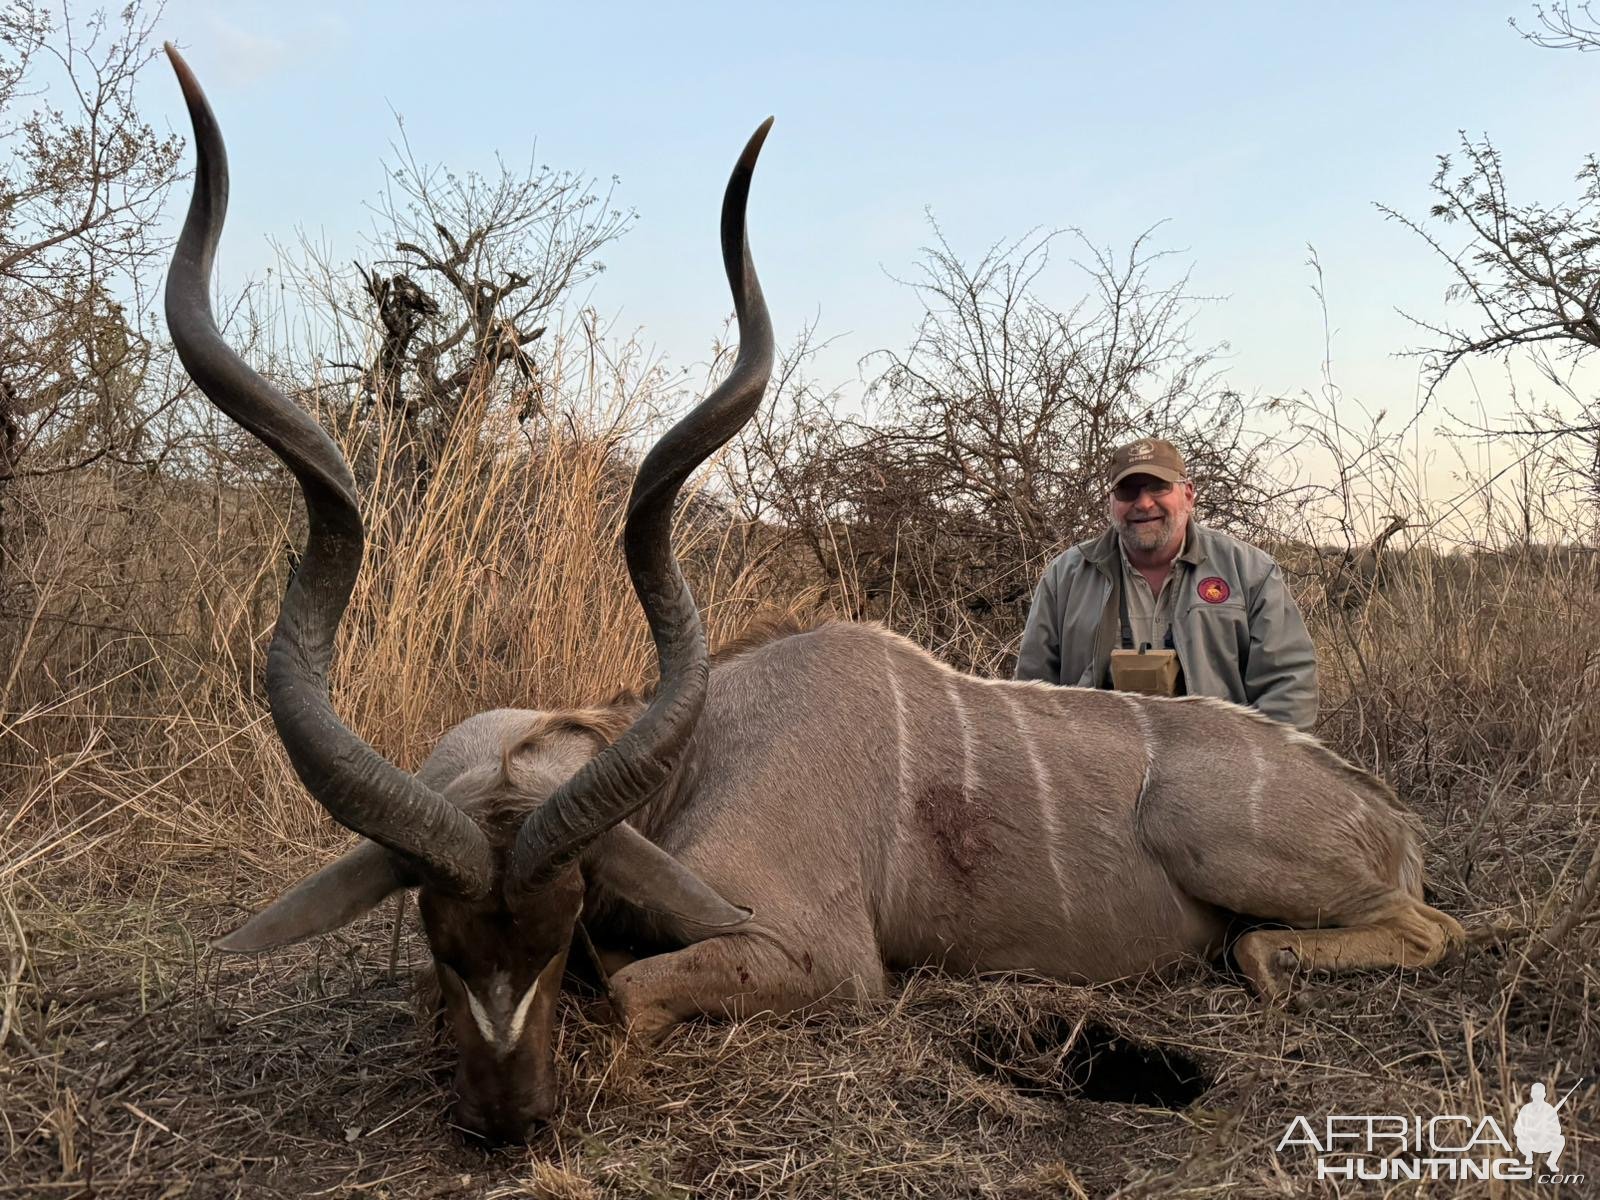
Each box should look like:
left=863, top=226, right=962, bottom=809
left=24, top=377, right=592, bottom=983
left=164, top=49, right=1464, bottom=1144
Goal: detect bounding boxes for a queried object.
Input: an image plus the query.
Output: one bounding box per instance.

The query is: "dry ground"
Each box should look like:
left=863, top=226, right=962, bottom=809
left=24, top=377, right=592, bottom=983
left=2, top=771, right=1592, bottom=1200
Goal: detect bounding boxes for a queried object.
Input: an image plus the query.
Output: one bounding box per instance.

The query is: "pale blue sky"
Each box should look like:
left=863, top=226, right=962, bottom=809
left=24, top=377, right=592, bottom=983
left=143, top=1, right=1600, bottom=496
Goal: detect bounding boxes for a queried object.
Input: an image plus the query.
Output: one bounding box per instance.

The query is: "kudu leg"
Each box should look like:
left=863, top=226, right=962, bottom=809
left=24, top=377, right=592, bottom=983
left=1136, top=753, right=1464, bottom=998
left=1232, top=900, right=1463, bottom=999
left=608, top=932, right=884, bottom=1043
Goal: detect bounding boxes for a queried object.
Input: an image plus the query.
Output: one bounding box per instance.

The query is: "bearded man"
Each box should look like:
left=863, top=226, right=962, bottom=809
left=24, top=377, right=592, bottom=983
left=1014, top=438, right=1317, bottom=731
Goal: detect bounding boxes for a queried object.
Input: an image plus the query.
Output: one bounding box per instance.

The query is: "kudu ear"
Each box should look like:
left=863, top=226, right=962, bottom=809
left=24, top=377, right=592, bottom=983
left=589, top=824, right=752, bottom=936
left=213, top=840, right=412, bottom=953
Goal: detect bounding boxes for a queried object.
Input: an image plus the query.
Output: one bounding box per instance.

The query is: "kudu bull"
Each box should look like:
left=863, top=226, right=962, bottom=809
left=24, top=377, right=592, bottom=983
left=165, top=48, right=1462, bottom=1144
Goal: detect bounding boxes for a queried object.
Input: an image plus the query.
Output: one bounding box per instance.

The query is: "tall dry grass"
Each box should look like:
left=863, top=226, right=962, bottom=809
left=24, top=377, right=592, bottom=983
left=1295, top=522, right=1600, bottom=1041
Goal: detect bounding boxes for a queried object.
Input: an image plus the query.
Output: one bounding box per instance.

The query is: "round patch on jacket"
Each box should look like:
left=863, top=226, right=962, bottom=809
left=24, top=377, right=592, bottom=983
left=1197, top=576, right=1231, bottom=604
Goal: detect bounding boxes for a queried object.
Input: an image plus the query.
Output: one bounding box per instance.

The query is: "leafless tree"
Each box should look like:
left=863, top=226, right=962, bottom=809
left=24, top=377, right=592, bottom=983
left=0, top=1, right=182, bottom=561
left=296, top=126, right=636, bottom=501
left=1511, top=2, right=1600, bottom=51
left=1385, top=139, right=1600, bottom=384
left=1384, top=14, right=1600, bottom=504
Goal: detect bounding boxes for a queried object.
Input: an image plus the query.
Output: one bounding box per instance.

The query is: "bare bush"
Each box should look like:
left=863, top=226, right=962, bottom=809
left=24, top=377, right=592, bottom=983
left=731, top=224, right=1275, bottom=669
left=273, top=127, right=636, bottom=513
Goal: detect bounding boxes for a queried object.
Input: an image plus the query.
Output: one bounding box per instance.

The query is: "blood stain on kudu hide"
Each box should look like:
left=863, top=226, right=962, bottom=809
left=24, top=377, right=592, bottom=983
left=916, top=780, right=995, bottom=885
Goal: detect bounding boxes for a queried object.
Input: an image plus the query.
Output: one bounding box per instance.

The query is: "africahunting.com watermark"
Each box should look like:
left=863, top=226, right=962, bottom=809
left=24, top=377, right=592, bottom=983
left=1275, top=1078, right=1590, bottom=1184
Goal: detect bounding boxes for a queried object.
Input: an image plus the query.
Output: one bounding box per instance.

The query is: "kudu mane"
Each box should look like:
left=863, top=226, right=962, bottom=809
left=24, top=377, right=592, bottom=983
left=456, top=612, right=827, bottom=838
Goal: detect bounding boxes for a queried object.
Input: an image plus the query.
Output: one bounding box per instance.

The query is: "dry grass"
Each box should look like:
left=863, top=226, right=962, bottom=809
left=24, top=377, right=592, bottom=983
left=3, top=393, right=1598, bottom=1196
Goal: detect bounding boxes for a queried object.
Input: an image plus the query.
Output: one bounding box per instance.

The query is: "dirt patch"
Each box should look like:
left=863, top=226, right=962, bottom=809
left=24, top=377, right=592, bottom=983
left=971, top=1015, right=1212, bottom=1109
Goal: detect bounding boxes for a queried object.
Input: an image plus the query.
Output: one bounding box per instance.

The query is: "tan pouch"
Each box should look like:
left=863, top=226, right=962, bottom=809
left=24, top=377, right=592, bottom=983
left=1109, top=648, right=1180, bottom=697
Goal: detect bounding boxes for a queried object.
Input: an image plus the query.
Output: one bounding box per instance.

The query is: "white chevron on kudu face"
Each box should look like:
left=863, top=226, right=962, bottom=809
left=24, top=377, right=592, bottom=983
left=463, top=973, right=541, bottom=1059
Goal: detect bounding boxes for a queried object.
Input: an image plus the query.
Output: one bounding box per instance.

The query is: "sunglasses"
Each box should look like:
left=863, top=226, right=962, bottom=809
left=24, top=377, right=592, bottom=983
left=1110, top=477, right=1185, bottom=503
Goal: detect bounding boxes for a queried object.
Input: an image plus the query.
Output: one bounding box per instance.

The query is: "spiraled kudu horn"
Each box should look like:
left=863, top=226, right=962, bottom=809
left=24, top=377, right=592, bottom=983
left=163, top=45, right=493, bottom=898
left=510, top=120, right=776, bottom=890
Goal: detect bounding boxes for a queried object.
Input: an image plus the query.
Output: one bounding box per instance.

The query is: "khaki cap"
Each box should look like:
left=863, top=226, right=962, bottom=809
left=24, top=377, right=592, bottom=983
left=1107, top=438, right=1187, bottom=490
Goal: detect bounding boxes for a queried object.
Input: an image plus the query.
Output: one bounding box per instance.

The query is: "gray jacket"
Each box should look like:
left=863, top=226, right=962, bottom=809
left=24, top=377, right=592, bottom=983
left=1014, top=523, right=1318, bottom=730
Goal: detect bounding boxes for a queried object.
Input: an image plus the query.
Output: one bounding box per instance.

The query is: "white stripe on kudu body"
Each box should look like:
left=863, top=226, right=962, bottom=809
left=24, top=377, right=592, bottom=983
left=999, top=683, right=1067, bottom=902
left=941, top=671, right=975, bottom=807
left=1118, top=692, right=1158, bottom=806
left=1247, top=740, right=1268, bottom=835
left=884, top=640, right=911, bottom=820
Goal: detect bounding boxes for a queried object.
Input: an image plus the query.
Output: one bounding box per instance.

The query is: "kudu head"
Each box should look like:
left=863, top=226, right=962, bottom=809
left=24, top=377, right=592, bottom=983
left=162, top=46, right=773, bottom=1144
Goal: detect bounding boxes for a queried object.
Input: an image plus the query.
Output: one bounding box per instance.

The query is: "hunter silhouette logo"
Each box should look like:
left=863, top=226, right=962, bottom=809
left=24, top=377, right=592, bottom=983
left=1276, top=1076, right=1590, bottom=1184
left=1197, top=577, right=1230, bottom=604
left=1515, top=1081, right=1578, bottom=1171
